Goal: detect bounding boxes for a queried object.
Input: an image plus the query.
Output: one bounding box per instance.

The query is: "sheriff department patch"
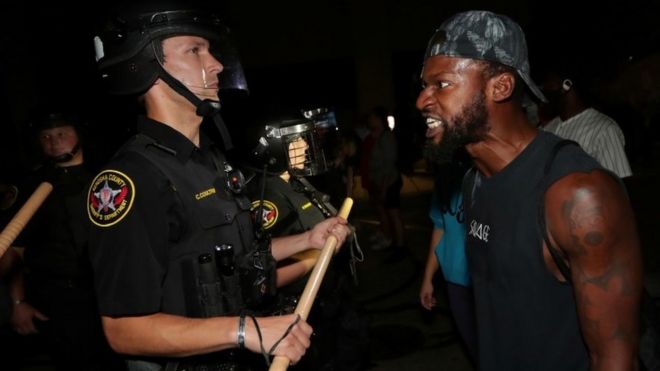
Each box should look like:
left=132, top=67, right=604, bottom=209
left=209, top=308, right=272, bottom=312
left=87, top=170, right=135, bottom=227
left=250, top=200, right=278, bottom=230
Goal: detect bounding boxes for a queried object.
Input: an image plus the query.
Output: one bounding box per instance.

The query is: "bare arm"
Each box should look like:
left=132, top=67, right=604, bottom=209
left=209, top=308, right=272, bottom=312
left=102, top=312, right=312, bottom=363
left=545, top=170, right=642, bottom=370
left=0, top=246, right=20, bottom=277
left=420, top=228, right=443, bottom=310
left=270, top=217, right=348, bottom=261
left=7, top=247, right=49, bottom=335
left=273, top=217, right=351, bottom=285
left=276, top=250, right=321, bottom=287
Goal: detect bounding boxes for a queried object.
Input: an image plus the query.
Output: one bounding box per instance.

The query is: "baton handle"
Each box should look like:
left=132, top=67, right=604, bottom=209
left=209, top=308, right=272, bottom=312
left=269, top=197, right=353, bottom=371
left=0, top=182, right=53, bottom=259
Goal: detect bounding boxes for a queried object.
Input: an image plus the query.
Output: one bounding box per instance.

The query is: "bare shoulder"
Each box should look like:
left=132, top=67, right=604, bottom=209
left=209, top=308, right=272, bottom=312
left=544, top=169, right=641, bottom=283
left=544, top=170, right=642, bottom=362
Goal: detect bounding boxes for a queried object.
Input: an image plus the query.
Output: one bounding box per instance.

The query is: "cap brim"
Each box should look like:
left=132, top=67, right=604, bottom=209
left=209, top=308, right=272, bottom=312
left=519, top=72, right=547, bottom=103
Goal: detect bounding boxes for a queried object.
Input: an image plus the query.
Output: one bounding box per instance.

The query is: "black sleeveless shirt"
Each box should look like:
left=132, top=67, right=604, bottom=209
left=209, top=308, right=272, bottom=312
left=464, top=130, right=601, bottom=370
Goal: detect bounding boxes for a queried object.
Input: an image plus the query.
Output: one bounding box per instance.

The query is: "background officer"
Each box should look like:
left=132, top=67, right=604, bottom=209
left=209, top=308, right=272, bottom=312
left=241, top=116, right=369, bottom=370
left=8, top=109, right=121, bottom=370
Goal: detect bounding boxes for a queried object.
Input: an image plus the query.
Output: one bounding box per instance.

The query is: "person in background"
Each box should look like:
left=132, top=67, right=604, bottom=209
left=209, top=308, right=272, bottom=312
left=359, top=106, right=406, bottom=260
left=541, top=63, right=633, bottom=178
left=325, top=130, right=360, bottom=207
left=8, top=109, right=122, bottom=370
left=419, top=143, right=476, bottom=363
left=243, top=117, right=368, bottom=370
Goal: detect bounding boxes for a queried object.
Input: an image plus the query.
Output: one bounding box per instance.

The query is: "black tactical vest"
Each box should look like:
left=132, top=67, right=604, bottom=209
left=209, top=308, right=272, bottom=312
left=122, top=134, right=269, bottom=317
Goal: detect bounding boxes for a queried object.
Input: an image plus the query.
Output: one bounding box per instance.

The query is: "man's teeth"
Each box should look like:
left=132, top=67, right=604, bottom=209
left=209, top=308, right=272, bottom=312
left=426, top=117, right=444, bottom=129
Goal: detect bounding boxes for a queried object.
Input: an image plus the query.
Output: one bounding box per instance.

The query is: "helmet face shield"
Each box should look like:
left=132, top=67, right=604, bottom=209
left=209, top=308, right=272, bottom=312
left=215, top=40, right=248, bottom=92
left=95, top=9, right=248, bottom=95
left=286, top=136, right=309, bottom=171
left=261, top=120, right=328, bottom=176
left=302, top=107, right=338, bottom=174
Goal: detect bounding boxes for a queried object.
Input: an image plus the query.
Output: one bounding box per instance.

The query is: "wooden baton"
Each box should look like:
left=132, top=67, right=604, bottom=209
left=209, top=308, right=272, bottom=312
left=0, top=182, right=53, bottom=259
left=269, top=197, right=353, bottom=371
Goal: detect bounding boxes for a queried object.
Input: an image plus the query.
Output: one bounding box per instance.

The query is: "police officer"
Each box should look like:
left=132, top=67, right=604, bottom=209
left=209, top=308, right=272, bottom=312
left=8, top=110, right=122, bottom=370
left=88, top=3, right=350, bottom=370
left=243, top=118, right=369, bottom=370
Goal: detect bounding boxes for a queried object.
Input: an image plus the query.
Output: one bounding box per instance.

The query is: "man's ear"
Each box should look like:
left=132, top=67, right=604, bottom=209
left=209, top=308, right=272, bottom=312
left=488, top=72, right=515, bottom=102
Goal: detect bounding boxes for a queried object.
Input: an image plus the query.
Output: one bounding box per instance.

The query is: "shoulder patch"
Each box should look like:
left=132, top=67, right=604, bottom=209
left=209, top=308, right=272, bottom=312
left=250, top=200, right=278, bottom=230
left=87, top=170, right=136, bottom=227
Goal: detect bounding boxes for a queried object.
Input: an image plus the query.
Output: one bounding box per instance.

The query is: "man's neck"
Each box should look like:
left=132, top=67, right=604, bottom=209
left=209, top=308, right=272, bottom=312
left=466, top=112, right=537, bottom=178
left=145, top=94, right=203, bottom=146
left=559, top=95, right=588, bottom=121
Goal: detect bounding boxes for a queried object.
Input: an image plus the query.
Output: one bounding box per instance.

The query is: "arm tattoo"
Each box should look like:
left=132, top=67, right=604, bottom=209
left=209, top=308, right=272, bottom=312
left=562, top=186, right=636, bottom=343
left=562, top=189, right=633, bottom=294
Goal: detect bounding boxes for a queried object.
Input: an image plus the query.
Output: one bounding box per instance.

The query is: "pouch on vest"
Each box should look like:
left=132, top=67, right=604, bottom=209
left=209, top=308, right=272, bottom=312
left=238, top=232, right=277, bottom=310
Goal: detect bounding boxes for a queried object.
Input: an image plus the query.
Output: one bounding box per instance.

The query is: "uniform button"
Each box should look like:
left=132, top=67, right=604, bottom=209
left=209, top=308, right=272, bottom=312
left=225, top=212, right=231, bottom=221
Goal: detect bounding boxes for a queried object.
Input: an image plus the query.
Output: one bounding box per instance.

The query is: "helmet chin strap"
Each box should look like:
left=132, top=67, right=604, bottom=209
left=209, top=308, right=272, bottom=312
left=157, top=66, right=233, bottom=150
left=49, top=142, right=81, bottom=164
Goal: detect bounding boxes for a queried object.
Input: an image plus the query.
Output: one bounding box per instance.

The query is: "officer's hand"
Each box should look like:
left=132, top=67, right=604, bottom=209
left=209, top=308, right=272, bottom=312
left=244, top=314, right=313, bottom=365
left=10, top=301, right=49, bottom=335
left=307, top=217, right=350, bottom=251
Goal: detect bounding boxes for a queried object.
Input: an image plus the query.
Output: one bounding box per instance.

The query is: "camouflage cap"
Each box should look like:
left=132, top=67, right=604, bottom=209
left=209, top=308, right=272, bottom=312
left=425, top=10, right=546, bottom=103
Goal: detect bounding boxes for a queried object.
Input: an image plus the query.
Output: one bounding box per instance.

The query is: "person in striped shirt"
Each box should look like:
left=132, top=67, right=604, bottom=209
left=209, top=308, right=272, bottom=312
left=541, top=70, right=633, bottom=178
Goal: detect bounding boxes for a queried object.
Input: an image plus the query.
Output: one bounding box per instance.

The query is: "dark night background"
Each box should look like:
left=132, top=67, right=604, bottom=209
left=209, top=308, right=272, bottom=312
left=1, top=0, right=659, bottom=177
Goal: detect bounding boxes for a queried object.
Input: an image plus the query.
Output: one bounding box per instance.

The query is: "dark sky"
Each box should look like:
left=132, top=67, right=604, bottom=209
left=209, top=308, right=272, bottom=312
left=1, top=0, right=659, bottom=174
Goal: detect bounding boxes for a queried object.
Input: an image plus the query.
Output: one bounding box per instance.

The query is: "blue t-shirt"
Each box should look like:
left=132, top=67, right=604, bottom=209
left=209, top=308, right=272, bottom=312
left=429, top=189, right=470, bottom=286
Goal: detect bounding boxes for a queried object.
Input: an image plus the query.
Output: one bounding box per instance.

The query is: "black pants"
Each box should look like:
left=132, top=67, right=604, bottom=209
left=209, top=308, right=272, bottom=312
left=446, top=282, right=478, bottom=362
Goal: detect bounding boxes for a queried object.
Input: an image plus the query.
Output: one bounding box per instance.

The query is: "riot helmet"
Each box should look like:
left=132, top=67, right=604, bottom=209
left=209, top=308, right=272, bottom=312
left=93, top=3, right=247, bottom=148
left=251, top=118, right=329, bottom=177
left=302, top=107, right=339, bottom=167
left=94, top=5, right=247, bottom=95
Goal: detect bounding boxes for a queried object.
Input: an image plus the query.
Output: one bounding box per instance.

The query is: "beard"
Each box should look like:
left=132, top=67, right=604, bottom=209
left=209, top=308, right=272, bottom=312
left=423, top=129, right=464, bottom=165
left=424, top=90, right=488, bottom=166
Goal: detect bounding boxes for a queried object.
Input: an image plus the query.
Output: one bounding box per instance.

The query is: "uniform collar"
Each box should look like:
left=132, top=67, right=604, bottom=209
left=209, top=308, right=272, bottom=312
left=37, top=162, right=87, bottom=179
left=137, top=116, right=214, bottom=163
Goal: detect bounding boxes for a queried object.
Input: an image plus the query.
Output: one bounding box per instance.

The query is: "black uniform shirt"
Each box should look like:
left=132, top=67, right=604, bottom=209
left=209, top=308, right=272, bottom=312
left=19, top=164, right=93, bottom=279
left=88, top=117, right=231, bottom=317
left=247, top=174, right=334, bottom=297
left=248, top=175, right=326, bottom=236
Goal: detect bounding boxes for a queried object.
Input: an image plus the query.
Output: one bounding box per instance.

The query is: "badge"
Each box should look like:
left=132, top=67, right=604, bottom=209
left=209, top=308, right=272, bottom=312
left=88, top=170, right=135, bottom=227
left=250, top=200, right=278, bottom=230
